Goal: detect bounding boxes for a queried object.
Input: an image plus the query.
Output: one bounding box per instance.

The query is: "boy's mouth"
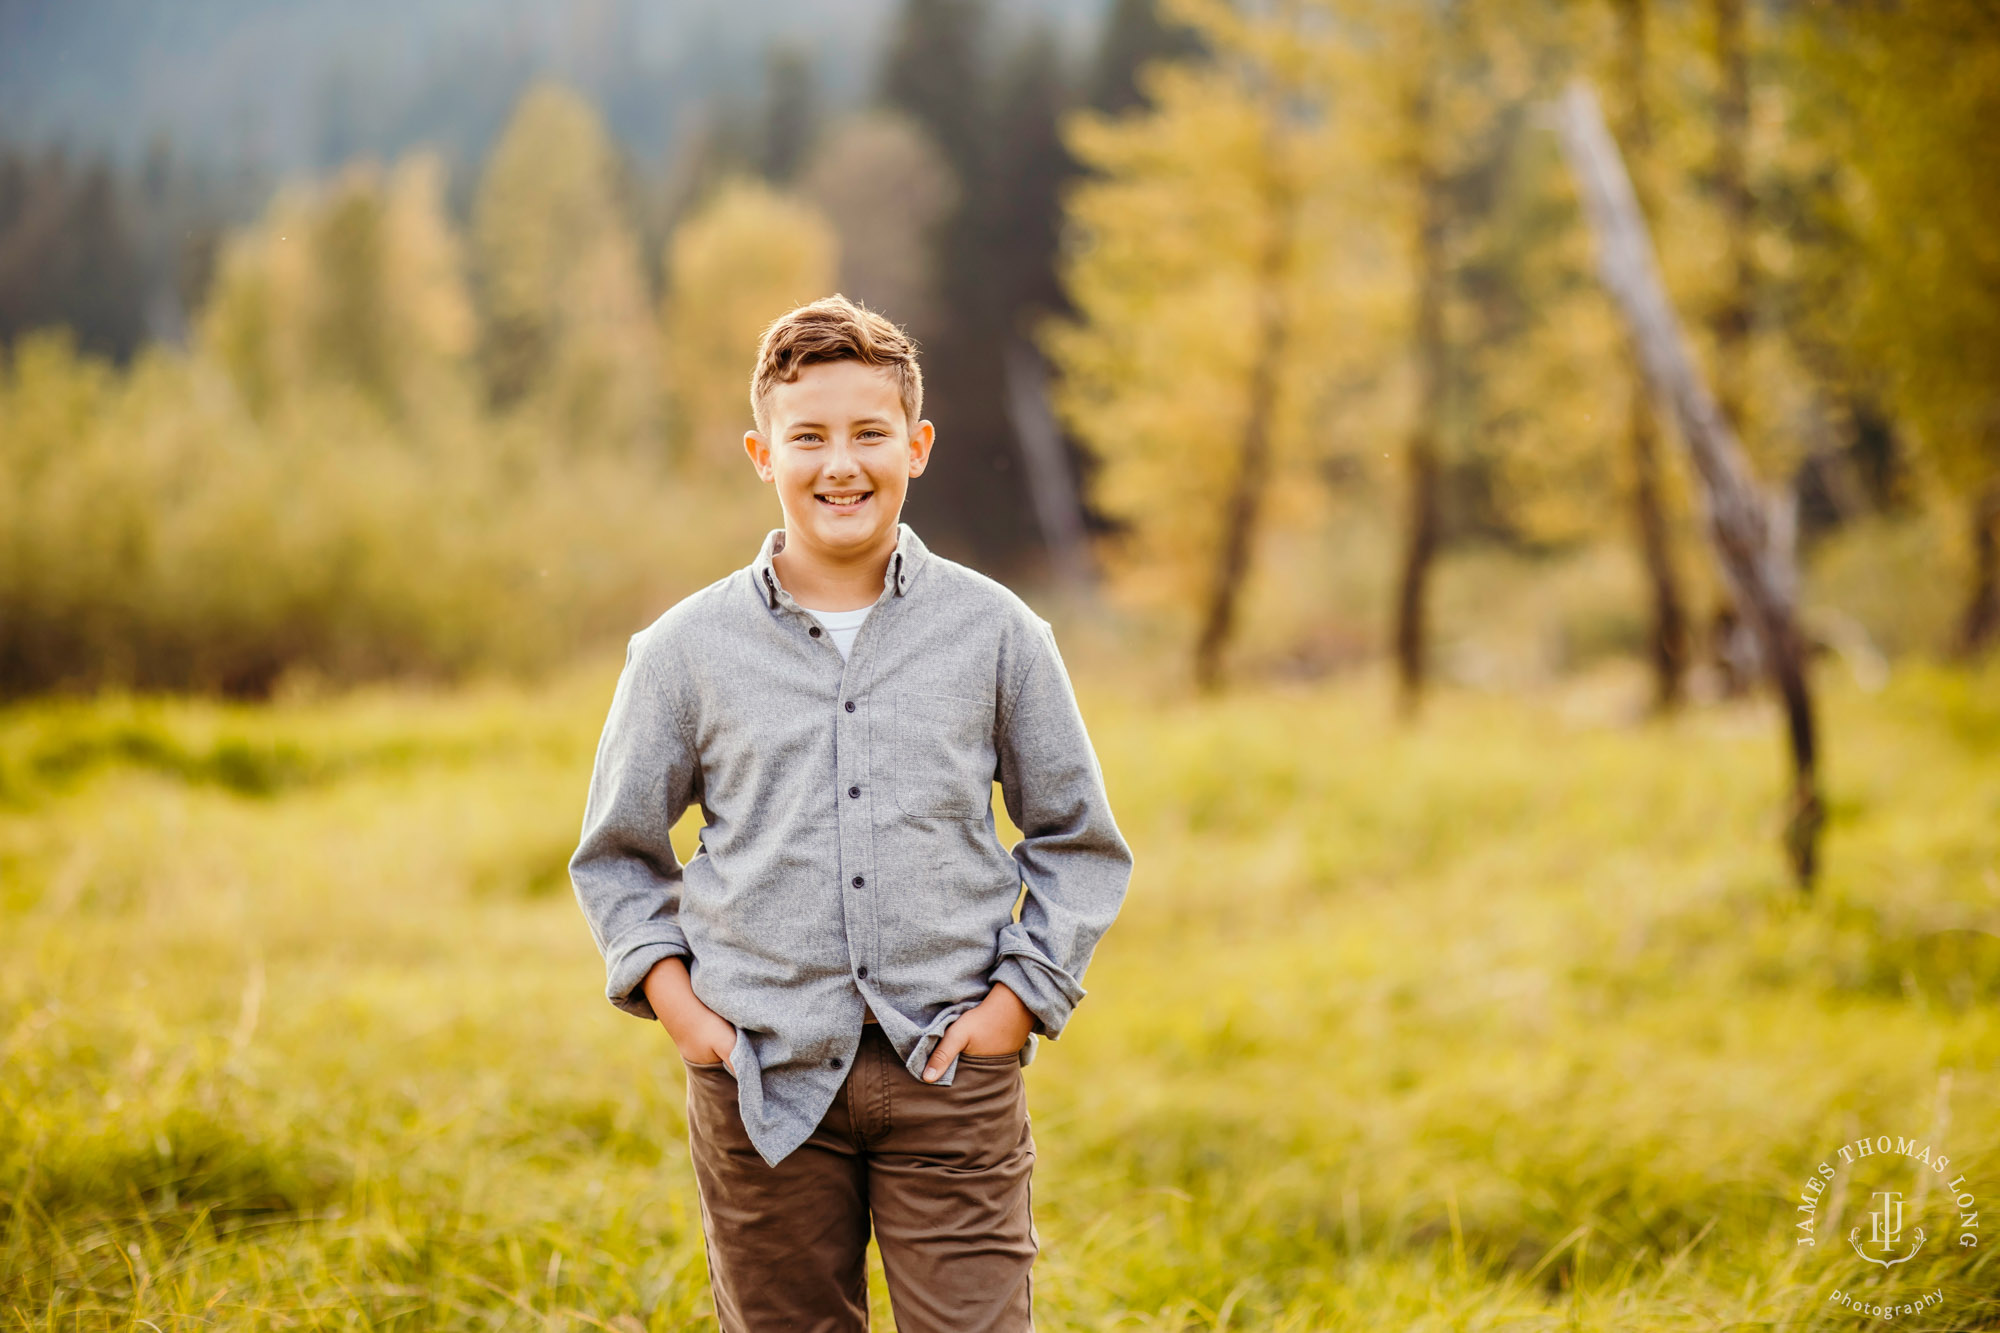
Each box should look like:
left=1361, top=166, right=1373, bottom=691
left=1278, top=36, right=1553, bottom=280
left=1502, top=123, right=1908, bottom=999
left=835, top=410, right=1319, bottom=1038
left=816, top=491, right=873, bottom=510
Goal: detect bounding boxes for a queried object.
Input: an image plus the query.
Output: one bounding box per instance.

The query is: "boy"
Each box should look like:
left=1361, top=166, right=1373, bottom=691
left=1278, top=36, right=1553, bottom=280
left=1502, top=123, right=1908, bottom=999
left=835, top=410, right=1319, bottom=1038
left=568, top=294, right=1133, bottom=1332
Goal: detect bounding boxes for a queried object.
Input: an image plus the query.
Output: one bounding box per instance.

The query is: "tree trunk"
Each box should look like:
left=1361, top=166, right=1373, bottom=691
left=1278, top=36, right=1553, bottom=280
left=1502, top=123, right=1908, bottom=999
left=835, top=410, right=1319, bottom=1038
left=1002, top=341, right=1097, bottom=593
left=1394, top=88, right=1448, bottom=717
left=1959, top=478, right=2000, bottom=658
left=1614, top=0, right=1689, bottom=712
left=1194, top=135, right=1294, bottom=695
left=1710, top=0, right=1752, bottom=433
left=1556, top=81, right=1825, bottom=890
left=1630, top=387, right=1690, bottom=709
left=1708, top=0, right=1762, bottom=697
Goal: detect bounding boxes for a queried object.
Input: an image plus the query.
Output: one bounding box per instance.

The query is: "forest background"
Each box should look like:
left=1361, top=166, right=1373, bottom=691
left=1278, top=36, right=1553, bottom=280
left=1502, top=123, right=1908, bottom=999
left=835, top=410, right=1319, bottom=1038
left=3, top=0, right=1998, bottom=1328
left=2, top=0, right=1995, bottom=698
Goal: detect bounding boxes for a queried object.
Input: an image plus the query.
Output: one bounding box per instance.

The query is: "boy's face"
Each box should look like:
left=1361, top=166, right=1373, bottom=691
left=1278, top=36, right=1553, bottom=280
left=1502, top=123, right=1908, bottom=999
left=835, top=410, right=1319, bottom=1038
left=745, top=358, right=934, bottom=559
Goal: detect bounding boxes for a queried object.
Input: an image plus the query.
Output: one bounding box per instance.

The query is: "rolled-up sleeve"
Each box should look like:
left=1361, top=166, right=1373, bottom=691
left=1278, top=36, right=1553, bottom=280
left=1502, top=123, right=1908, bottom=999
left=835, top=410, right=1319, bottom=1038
left=989, top=617, right=1134, bottom=1040
left=570, top=632, right=698, bottom=1021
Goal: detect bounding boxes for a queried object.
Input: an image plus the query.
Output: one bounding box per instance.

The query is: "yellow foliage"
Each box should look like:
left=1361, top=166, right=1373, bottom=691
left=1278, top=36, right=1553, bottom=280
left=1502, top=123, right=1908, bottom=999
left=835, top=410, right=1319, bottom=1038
left=473, top=80, right=660, bottom=455
left=1801, top=3, right=2000, bottom=491
left=662, top=177, right=840, bottom=472
left=0, top=327, right=728, bottom=697
left=197, top=152, right=475, bottom=426
left=1047, top=42, right=1404, bottom=628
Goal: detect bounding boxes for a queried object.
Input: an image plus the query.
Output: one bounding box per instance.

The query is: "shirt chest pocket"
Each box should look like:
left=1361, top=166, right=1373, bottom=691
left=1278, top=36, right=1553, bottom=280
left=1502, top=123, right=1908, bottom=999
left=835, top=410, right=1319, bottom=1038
left=893, top=689, right=996, bottom=820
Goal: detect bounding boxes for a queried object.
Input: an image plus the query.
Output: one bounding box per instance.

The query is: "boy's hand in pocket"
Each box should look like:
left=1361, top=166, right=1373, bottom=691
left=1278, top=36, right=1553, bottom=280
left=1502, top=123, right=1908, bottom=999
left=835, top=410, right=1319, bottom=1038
left=924, top=981, right=1035, bottom=1080
left=641, top=956, right=738, bottom=1074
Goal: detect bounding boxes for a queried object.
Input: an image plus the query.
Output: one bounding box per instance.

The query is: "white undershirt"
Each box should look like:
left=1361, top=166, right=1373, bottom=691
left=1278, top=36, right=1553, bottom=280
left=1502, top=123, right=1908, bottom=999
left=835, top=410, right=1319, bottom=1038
left=797, top=602, right=874, bottom=661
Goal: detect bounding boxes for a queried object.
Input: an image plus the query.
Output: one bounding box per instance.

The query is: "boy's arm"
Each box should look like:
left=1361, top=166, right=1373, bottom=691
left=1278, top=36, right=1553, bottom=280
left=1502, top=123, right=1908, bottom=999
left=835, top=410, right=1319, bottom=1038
left=570, top=632, right=699, bottom=1022
left=989, top=617, right=1134, bottom=1040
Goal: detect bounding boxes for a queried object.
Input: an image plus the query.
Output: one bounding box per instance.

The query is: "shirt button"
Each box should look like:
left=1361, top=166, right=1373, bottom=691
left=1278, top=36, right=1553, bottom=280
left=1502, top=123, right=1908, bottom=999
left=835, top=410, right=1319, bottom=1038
left=853, top=875, right=865, bottom=888
left=848, top=785, right=860, bottom=799
left=844, top=700, right=855, bottom=713
left=857, top=966, right=869, bottom=979
left=829, top=1056, right=843, bottom=1069
left=809, top=626, right=822, bottom=637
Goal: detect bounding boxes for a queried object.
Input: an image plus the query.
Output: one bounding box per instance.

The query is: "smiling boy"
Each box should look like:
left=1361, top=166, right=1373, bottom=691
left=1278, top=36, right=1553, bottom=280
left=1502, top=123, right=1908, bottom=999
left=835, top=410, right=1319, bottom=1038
left=568, top=295, right=1133, bottom=1331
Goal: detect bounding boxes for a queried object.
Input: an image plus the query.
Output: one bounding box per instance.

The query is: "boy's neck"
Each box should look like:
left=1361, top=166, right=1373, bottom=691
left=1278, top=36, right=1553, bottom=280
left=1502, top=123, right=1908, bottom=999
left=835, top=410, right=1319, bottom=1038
left=772, top=522, right=901, bottom=612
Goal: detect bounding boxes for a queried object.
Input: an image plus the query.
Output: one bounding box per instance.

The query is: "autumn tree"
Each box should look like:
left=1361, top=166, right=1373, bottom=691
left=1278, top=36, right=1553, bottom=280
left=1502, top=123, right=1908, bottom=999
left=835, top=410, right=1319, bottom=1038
left=198, top=151, right=474, bottom=424
left=661, top=178, right=839, bottom=475
left=1794, top=0, right=2000, bottom=656
left=1610, top=0, right=1692, bottom=705
left=1046, top=0, right=1372, bottom=689
left=1318, top=0, right=1558, bottom=710
left=472, top=80, right=659, bottom=455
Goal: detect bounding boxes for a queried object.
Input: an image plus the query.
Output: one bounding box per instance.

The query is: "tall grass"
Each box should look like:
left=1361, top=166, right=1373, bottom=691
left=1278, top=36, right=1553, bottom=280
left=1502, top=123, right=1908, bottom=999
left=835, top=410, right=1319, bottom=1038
left=2, top=652, right=1996, bottom=1329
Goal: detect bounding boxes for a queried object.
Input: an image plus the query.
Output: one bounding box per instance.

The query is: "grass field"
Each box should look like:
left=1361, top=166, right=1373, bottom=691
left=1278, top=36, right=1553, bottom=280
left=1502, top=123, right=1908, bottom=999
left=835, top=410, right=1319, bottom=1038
left=3, top=646, right=1997, bottom=1330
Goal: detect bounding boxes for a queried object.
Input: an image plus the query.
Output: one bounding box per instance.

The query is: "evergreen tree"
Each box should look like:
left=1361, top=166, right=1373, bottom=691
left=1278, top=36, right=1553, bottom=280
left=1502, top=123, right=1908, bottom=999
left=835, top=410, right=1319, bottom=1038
left=1087, top=0, right=1207, bottom=114
left=801, top=113, right=958, bottom=343
left=758, top=44, right=820, bottom=184
left=0, top=146, right=148, bottom=363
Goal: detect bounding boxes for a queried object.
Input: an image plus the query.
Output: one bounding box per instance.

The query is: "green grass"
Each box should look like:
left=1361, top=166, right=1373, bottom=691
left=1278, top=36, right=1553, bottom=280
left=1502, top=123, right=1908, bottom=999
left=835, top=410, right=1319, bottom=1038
left=3, top=652, right=1997, bottom=1330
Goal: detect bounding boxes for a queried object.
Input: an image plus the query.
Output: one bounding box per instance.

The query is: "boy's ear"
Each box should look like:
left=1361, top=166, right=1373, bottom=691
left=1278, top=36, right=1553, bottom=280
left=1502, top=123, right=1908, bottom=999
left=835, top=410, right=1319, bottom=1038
left=907, top=419, right=935, bottom=477
left=744, top=429, right=772, bottom=481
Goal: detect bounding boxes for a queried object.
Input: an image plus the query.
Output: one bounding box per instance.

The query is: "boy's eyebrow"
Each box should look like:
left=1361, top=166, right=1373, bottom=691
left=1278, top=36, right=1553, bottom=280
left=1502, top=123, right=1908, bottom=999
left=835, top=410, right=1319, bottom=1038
left=785, top=415, right=897, bottom=432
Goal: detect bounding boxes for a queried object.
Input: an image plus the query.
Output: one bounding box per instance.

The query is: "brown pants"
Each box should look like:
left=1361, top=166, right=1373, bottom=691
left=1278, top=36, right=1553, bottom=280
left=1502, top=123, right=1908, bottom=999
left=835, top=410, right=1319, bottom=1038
left=683, top=1024, right=1039, bottom=1332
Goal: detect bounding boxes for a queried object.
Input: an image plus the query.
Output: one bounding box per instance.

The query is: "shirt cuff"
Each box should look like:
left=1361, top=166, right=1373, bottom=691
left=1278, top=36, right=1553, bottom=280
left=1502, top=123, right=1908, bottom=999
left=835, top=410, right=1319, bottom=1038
left=606, top=933, right=691, bottom=1022
left=990, top=924, right=1087, bottom=1040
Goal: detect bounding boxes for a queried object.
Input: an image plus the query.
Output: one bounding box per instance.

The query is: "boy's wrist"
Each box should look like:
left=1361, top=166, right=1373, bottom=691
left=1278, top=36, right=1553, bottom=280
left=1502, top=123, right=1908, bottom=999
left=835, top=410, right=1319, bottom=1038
left=639, top=953, right=694, bottom=1021
left=988, top=978, right=1031, bottom=1019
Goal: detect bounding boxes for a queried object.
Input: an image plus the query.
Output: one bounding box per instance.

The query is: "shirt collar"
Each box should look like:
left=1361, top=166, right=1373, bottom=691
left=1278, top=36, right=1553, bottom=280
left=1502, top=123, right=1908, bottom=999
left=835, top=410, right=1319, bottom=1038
left=751, top=521, right=929, bottom=612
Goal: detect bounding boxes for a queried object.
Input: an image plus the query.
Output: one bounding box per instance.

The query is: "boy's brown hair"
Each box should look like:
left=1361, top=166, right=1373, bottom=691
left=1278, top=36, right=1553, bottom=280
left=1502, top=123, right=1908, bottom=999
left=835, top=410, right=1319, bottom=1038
left=750, top=294, right=924, bottom=437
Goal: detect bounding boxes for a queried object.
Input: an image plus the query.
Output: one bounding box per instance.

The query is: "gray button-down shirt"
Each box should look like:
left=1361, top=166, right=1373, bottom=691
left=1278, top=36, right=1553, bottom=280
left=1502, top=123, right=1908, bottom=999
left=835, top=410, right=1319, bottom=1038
left=569, top=521, right=1134, bottom=1166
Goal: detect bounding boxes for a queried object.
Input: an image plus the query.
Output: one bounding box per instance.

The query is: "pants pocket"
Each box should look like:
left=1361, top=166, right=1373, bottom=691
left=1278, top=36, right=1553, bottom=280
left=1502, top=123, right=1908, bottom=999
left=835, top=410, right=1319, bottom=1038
left=957, top=1048, right=1026, bottom=1066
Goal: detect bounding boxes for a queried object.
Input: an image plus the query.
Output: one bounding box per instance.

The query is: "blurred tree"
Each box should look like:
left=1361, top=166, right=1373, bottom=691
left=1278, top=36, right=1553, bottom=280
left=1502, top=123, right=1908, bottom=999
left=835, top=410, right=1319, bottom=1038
left=1584, top=0, right=1696, bottom=704
left=1556, top=80, right=1824, bottom=886
left=1046, top=0, right=1376, bottom=686
left=879, top=0, right=990, bottom=190
left=1795, top=0, right=2000, bottom=657
left=1052, top=0, right=1597, bottom=691
left=758, top=44, right=821, bottom=184
left=1612, top=0, right=1690, bottom=708
left=1390, top=12, right=1451, bottom=714
left=1703, top=0, right=1765, bottom=693
left=662, top=177, right=839, bottom=473
left=801, top=112, right=958, bottom=344
left=1351, top=0, right=1554, bottom=711
left=877, top=0, right=1085, bottom=569
left=983, top=29, right=1078, bottom=329
left=197, top=152, right=475, bottom=425
left=0, top=146, right=148, bottom=363
left=1088, top=0, right=1208, bottom=114
left=1707, top=0, right=1752, bottom=436
left=472, top=80, right=660, bottom=454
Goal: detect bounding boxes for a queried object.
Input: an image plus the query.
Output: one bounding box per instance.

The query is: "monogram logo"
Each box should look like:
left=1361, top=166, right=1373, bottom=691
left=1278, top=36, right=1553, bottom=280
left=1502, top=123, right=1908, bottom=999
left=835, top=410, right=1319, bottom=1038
left=1790, top=1130, right=1980, bottom=1321
left=1851, top=1190, right=1925, bottom=1268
